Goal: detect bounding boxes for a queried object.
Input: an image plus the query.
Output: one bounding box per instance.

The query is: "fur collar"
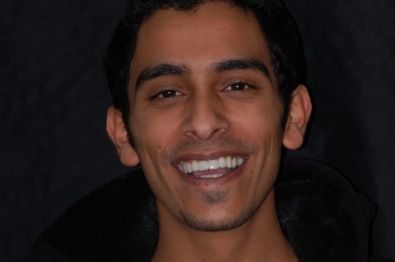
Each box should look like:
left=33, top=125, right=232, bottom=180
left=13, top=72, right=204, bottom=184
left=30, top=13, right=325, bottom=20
left=30, top=156, right=371, bottom=262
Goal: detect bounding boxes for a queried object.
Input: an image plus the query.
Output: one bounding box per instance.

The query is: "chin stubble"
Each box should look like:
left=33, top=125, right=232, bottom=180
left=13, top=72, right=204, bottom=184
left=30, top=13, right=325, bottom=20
left=179, top=195, right=262, bottom=232
left=202, top=189, right=229, bottom=205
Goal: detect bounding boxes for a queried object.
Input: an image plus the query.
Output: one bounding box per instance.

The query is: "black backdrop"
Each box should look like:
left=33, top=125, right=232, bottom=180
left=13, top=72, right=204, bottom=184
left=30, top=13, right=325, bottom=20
left=1, top=0, right=394, bottom=261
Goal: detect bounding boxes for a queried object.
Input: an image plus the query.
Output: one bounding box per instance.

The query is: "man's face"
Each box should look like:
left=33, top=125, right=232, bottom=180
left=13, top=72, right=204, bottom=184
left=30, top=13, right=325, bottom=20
left=116, top=2, right=304, bottom=231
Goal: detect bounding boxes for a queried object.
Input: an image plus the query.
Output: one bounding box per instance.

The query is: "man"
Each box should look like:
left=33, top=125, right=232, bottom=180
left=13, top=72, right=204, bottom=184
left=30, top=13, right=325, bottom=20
left=28, top=0, right=370, bottom=261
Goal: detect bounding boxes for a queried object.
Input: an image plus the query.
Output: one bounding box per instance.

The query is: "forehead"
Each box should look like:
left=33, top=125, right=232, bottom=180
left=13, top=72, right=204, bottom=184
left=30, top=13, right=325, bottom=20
left=130, top=1, right=273, bottom=82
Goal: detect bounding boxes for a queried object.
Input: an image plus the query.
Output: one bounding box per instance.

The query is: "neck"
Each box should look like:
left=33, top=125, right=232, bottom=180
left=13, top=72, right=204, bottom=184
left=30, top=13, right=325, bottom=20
left=152, top=190, right=297, bottom=262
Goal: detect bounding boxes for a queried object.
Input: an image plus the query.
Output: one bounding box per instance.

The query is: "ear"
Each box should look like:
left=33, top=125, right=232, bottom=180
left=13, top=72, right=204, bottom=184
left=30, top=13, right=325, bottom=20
left=282, top=85, right=312, bottom=150
left=106, top=107, right=140, bottom=166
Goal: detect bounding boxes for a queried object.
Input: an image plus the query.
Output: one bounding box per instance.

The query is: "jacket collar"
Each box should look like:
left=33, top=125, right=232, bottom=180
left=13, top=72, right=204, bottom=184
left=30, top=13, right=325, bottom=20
left=125, top=156, right=370, bottom=261
left=36, top=156, right=371, bottom=261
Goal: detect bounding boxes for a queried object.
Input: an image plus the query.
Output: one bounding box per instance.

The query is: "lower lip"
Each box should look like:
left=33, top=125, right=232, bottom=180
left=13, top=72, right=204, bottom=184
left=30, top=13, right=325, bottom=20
left=178, top=159, right=247, bottom=187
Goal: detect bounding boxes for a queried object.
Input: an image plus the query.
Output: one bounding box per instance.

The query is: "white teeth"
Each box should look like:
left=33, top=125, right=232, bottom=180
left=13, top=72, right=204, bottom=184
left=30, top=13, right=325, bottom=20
left=177, top=156, right=245, bottom=174
left=192, top=161, right=199, bottom=171
left=219, top=157, right=226, bottom=168
left=186, top=163, right=192, bottom=173
left=231, top=158, right=237, bottom=168
left=208, top=160, right=218, bottom=170
left=196, top=173, right=225, bottom=179
left=198, top=161, right=209, bottom=171
left=226, top=157, right=232, bottom=167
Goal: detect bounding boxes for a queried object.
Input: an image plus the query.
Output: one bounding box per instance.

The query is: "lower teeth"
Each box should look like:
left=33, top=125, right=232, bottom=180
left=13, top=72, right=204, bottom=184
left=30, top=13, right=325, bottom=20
left=194, top=173, right=224, bottom=179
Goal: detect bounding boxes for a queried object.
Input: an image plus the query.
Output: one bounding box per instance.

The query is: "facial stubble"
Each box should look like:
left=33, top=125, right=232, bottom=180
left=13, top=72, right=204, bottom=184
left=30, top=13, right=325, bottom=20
left=180, top=188, right=264, bottom=232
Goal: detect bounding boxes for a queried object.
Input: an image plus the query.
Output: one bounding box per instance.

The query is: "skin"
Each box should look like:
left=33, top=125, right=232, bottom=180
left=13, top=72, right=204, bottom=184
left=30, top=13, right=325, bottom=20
left=107, top=2, right=312, bottom=261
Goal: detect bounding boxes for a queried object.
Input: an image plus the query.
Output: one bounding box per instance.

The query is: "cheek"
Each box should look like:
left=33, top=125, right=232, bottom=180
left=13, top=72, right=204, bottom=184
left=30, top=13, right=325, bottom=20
left=130, top=108, right=180, bottom=163
left=229, top=99, right=283, bottom=142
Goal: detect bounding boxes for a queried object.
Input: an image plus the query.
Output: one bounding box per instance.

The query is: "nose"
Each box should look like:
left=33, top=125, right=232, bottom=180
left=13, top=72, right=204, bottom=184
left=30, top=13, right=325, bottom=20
left=183, top=93, right=230, bottom=141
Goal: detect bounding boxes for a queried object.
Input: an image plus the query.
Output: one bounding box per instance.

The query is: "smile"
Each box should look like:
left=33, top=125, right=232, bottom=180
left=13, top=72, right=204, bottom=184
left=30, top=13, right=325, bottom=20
left=177, top=156, right=245, bottom=179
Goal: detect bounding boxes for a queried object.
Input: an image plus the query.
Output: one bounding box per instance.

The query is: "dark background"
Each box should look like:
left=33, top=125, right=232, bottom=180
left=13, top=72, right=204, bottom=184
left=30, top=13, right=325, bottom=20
left=1, top=0, right=394, bottom=261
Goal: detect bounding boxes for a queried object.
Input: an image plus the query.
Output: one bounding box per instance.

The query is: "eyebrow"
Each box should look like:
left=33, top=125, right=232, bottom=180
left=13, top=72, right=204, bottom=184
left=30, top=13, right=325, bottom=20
left=214, top=58, right=270, bottom=77
left=135, top=63, right=188, bottom=89
left=134, top=58, right=270, bottom=89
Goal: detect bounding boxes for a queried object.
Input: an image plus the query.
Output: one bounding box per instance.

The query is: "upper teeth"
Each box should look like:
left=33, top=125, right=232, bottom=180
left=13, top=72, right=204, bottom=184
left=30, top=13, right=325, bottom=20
left=177, top=156, right=244, bottom=174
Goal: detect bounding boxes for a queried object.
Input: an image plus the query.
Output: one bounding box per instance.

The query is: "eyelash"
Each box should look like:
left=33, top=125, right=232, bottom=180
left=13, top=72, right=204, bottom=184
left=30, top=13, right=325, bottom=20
left=224, top=82, right=255, bottom=92
left=149, top=89, right=183, bottom=100
left=149, top=81, right=255, bottom=100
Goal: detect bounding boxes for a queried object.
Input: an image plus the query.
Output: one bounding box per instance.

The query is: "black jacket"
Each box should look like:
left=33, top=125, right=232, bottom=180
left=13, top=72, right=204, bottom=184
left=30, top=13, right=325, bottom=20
left=27, top=156, right=372, bottom=262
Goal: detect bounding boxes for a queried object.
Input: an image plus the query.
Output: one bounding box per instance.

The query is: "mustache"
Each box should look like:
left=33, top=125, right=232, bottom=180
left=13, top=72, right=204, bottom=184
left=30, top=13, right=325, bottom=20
left=164, top=137, right=252, bottom=160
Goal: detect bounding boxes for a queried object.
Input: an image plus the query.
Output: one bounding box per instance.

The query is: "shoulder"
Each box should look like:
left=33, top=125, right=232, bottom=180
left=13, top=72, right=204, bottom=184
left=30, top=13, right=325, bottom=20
left=277, top=156, right=373, bottom=262
left=27, top=157, right=373, bottom=262
left=27, top=168, right=157, bottom=262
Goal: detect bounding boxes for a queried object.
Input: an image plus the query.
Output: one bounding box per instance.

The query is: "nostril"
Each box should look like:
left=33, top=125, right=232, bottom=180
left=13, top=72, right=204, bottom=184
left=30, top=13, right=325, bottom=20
left=184, top=123, right=229, bottom=141
left=182, top=95, right=230, bottom=140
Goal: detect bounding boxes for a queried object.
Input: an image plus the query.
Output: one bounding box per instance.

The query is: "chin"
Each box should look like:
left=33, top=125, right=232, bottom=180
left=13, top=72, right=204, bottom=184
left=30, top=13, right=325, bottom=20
left=179, top=201, right=261, bottom=232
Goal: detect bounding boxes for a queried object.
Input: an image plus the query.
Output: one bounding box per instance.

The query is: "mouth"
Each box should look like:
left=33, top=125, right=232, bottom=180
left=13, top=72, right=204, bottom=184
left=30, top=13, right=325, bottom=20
left=176, top=155, right=246, bottom=179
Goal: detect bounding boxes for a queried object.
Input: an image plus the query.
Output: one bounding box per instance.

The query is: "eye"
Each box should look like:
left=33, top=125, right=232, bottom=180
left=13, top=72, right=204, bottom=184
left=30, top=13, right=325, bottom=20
left=150, top=89, right=183, bottom=100
left=224, top=82, right=254, bottom=92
